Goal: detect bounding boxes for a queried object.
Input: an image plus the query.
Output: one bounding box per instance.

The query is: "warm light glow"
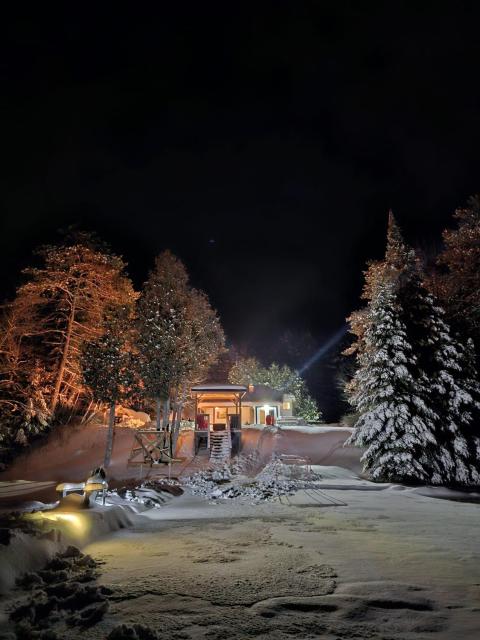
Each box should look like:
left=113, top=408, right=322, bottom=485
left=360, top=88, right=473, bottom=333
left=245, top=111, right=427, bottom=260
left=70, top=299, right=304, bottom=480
left=283, top=401, right=291, bottom=410
left=40, top=512, right=84, bottom=529
left=23, top=510, right=90, bottom=538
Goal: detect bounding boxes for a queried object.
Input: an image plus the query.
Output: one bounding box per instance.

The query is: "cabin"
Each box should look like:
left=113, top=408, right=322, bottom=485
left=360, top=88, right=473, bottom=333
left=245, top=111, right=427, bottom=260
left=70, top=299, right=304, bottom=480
left=190, top=383, right=295, bottom=461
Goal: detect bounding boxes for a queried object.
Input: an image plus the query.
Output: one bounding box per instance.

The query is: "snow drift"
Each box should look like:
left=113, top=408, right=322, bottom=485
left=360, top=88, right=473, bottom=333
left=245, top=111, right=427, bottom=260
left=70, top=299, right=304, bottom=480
left=0, top=504, right=136, bottom=594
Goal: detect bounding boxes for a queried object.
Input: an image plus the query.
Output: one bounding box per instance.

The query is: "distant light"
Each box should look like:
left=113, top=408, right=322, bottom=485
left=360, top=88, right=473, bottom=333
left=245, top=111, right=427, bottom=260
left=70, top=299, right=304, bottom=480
left=298, top=325, right=348, bottom=375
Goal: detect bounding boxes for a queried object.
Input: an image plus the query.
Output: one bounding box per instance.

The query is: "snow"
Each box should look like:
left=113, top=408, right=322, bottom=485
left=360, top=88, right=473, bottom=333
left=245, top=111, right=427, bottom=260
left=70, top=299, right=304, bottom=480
left=1, top=424, right=479, bottom=637
left=280, top=424, right=353, bottom=434
left=75, top=464, right=480, bottom=639
left=0, top=421, right=359, bottom=488
left=0, top=504, right=136, bottom=594
left=243, top=423, right=353, bottom=434
left=181, top=456, right=321, bottom=503
left=1, top=461, right=480, bottom=638
left=0, top=481, right=177, bottom=594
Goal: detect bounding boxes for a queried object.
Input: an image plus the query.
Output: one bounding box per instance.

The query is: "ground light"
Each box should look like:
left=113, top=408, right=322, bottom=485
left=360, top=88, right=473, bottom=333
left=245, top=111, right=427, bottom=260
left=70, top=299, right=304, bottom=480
left=22, top=510, right=91, bottom=542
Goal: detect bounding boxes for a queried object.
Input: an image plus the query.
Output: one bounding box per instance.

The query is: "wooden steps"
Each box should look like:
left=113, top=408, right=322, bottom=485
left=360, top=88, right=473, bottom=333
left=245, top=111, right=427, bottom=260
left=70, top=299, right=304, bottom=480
left=209, top=431, right=231, bottom=462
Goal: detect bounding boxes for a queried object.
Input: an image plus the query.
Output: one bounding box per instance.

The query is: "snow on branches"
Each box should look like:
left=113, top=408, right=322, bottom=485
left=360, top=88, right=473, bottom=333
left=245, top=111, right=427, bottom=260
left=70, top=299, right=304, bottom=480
left=346, top=213, right=480, bottom=486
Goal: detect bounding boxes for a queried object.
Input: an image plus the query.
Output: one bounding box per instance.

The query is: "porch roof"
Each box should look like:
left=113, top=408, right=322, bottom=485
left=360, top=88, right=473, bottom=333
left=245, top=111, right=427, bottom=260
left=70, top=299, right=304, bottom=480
left=191, top=384, right=248, bottom=393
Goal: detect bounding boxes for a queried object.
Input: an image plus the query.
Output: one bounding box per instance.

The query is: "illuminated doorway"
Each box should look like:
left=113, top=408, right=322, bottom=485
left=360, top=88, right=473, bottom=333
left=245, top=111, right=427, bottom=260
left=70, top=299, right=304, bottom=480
left=255, top=405, right=279, bottom=425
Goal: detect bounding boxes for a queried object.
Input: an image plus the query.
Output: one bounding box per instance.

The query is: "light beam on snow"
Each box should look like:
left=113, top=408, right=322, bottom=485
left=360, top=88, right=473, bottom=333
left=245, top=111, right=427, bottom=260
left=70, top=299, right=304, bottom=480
left=24, top=510, right=90, bottom=539
left=298, top=325, right=348, bottom=375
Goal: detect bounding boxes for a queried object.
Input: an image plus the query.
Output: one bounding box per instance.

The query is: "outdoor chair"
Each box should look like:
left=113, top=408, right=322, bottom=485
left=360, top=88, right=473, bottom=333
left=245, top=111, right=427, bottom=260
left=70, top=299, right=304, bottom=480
left=56, top=468, right=108, bottom=506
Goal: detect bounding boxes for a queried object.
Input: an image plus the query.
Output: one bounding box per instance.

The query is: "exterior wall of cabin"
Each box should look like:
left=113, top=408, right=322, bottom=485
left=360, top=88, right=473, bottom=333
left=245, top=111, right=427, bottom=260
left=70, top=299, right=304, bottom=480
left=195, top=401, right=285, bottom=426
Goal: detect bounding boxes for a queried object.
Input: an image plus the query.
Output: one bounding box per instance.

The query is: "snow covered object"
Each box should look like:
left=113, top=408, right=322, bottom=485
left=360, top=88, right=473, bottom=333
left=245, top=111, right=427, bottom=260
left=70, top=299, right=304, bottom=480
left=416, top=297, right=480, bottom=485
left=82, top=305, right=135, bottom=467
left=136, top=251, right=191, bottom=429
left=229, top=358, right=322, bottom=422
left=347, top=212, right=480, bottom=486
left=136, top=251, right=225, bottom=434
left=393, top=230, right=480, bottom=485
left=346, top=280, right=437, bottom=482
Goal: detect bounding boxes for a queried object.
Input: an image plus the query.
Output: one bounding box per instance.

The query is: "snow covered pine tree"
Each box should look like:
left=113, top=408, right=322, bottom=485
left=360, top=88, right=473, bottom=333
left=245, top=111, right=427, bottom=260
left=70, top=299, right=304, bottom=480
left=346, top=279, right=437, bottom=482
left=82, top=306, right=135, bottom=467
left=347, top=212, right=480, bottom=485
left=410, top=290, right=480, bottom=485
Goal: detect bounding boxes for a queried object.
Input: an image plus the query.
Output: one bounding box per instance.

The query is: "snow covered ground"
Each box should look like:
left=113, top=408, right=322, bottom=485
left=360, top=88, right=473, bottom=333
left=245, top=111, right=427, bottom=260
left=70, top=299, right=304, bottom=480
left=1, top=427, right=479, bottom=639
left=2, top=463, right=477, bottom=639
left=73, top=465, right=480, bottom=639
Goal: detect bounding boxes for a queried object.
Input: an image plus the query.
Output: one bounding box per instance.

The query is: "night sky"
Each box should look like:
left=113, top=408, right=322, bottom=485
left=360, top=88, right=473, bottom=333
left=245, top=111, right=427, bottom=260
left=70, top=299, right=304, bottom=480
left=2, top=3, right=480, bottom=418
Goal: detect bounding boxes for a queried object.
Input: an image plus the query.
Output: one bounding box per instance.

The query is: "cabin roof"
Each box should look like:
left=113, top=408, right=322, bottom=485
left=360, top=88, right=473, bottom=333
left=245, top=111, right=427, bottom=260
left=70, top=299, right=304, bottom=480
left=244, top=384, right=283, bottom=403
left=191, top=384, right=248, bottom=393
left=191, top=383, right=284, bottom=404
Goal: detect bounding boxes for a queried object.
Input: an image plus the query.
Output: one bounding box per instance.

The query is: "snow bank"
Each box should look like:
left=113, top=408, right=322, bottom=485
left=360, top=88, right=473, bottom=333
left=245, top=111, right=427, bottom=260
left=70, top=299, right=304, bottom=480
left=0, top=504, right=136, bottom=594
left=0, top=478, right=182, bottom=594
left=406, top=485, right=480, bottom=502
left=90, top=405, right=151, bottom=427
left=241, top=425, right=362, bottom=473
left=278, top=424, right=353, bottom=434
left=242, top=424, right=353, bottom=434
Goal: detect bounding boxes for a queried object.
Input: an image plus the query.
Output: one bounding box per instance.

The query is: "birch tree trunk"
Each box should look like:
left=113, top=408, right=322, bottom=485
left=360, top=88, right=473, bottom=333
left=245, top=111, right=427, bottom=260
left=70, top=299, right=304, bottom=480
left=50, top=291, right=77, bottom=414
left=171, top=384, right=187, bottom=456
left=162, top=397, right=170, bottom=428
left=103, top=401, right=116, bottom=468
left=155, top=396, right=161, bottom=430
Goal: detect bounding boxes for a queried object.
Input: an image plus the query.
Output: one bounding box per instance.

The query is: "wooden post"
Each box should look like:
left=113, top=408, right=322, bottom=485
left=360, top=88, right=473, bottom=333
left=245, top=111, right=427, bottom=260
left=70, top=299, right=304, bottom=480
left=193, top=391, right=197, bottom=456
left=104, top=401, right=116, bottom=468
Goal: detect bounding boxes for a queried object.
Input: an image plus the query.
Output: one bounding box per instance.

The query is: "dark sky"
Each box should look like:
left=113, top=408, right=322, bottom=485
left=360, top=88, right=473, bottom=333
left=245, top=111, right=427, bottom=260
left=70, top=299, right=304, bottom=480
left=1, top=3, right=480, bottom=417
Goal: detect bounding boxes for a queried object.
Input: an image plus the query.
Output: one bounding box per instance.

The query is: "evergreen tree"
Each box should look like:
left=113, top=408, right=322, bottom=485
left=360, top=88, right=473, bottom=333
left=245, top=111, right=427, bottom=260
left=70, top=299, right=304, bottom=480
left=346, top=212, right=480, bottom=485
left=137, top=251, right=224, bottom=438
left=393, top=224, right=480, bottom=485
left=295, top=392, right=322, bottom=422
left=418, top=297, right=480, bottom=485
left=82, top=305, right=134, bottom=468
left=433, top=196, right=480, bottom=353
left=228, top=357, right=263, bottom=386
left=0, top=301, right=51, bottom=443
left=228, top=357, right=322, bottom=422
left=171, top=286, right=225, bottom=441
left=137, top=251, right=191, bottom=429
left=346, top=280, right=437, bottom=482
